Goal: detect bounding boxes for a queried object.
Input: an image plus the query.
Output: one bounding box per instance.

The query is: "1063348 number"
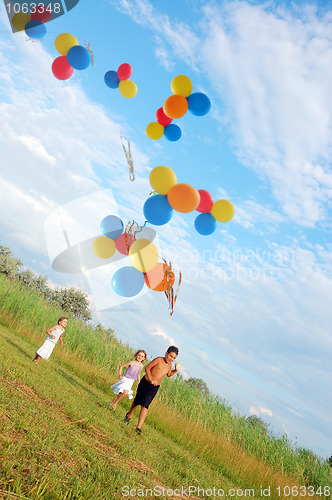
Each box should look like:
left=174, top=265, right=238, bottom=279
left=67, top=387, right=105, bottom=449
left=5, top=3, right=61, bottom=14
left=276, top=485, right=331, bottom=497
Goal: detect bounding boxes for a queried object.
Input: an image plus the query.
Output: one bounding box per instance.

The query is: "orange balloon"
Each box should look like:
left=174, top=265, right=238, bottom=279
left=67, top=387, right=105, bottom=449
left=145, top=263, right=175, bottom=292
left=167, top=183, right=200, bottom=213
left=163, top=95, right=188, bottom=119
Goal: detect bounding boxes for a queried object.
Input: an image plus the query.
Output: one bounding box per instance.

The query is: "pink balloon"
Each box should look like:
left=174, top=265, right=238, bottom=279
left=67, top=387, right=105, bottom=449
left=117, top=63, right=132, bottom=81
left=52, top=56, right=74, bottom=80
left=156, top=107, right=172, bottom=126
left=115, top=233, right=135, bottom=255
left=196, top=190, right=214, bottom=213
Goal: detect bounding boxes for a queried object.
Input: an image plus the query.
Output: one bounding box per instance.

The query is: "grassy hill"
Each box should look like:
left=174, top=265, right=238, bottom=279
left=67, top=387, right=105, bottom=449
left=0, top=275, right=331, bottom=500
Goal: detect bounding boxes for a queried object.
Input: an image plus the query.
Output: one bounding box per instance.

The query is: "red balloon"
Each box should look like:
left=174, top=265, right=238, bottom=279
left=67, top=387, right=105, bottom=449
left=156, top=107, right=172, bottom=126
left=115, top=233, right=135, bottom=255
left=117, top=63, right=132, bottom=81
left=52, top=56, right=74, bottom=80
left=31, top=4, right=52, bottom=23
left=196, top=190, right=214, bottom=213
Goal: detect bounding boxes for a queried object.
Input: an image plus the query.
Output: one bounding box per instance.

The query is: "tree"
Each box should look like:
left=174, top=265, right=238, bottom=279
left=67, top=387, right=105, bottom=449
left=246, top=415, right=269, bottom=434
left=0, top=245, right=22, bottom=279
left=50, top=287, right=91, bottom=321
left=185, top=377, right=210, bottom=397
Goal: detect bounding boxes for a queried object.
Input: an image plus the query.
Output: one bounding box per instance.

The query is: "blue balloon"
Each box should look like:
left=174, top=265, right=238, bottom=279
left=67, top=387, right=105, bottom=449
left=187, top=92, right=211, bottom=116
left=67, top=45, right=91, bottom=70
left=104, top=70, right=119, bottom=89
left=194, top=213, right=217, bottom=235
left=164, top=124, right=182, bottom=142
left=25, top=20, right=46, bottom=40
left=100, top=215, right=124, bottom=240
left=112, top=266, right=145, bottom=297
left=143, top=195, right=173, bottom=226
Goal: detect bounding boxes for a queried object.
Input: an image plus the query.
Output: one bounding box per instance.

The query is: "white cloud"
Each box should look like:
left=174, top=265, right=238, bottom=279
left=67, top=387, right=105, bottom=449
left=114, top=0, right=332, bottom=227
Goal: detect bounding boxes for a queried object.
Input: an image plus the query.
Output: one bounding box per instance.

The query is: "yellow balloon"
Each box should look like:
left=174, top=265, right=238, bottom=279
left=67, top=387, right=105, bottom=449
left=55, top=33, right=79, bottom=56
left=145, top=122, right=164, bottom=140
left=129, top=239, right=159, bottom=273
left=211, top=200, right=235, bottom=223
left=119, top=80, right=138, bottom=98
left=12, top=13, right=31, bottom=31
left=93, top=236, right=116, bottom=259
left=149, top=166, right=177, bottom=195
left=171, top=75, right=193, bottom=97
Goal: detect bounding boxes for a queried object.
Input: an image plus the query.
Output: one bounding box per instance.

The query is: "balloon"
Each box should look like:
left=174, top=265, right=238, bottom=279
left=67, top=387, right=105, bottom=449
left=196, top=189, right=214, bottom=213
left=145, top=263, right=175, bottom=292
left=93, top=236, right=116, bottom=258
left=100, top=215, right=124, bottom=240
left=25, top=20, right=46, bottom=40
left=104, top=70, right=119, bottom=89
left=149, top=166, right=177, bottom=195
left=55, top=33, right=79, bottom=56
left=164, top=124, right=181, bottom=142
left=167, top=184, right=200, bottom=213
left=187, top=92, right=211, bottom=116
left=143, top=195, right=173, bottom=225
left=194, top=213, right=217, bottom=235
left=112, top=266, right=145, bottom=297
left=129, top=239, right=159, bottom=273
left=211, top=200, right=235, bottom=222
left=119, top=80, right=137, bottom=98
left=156, top=107, right=172, bottom=126
left=163, top=95, right=188, bottom=119
left=12, top=13, right=30, bottom=31
left=145, top=122, right=164, bottom=140
left=171, top=75, right=193, bottom=97
left=117, top=63, right=132, bottom=81
left=31, top=4, right=52, bottom=23
left=115, top=233, right=135, bottom=255
left=67, top=45, right=91, bottom=70
left=52, top=56, right=74, bottom=80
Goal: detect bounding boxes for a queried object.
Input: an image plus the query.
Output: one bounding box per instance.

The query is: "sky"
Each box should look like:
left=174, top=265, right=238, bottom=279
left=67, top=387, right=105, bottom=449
left=0, top=0, right=331, bottom=459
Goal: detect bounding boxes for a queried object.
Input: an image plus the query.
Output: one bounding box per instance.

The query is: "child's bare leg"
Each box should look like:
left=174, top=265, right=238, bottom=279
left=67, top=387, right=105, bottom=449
left=136, top=407, right=148, bottom=430
left=127, top=402, right=139, bottom=418
left=111, top=391, right=127, bottom=409
left=33, top=354, right=41, bottom=363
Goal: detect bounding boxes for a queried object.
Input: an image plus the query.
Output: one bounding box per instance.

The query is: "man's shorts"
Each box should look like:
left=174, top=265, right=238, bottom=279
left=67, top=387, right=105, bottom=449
left=133, top=376, right=160, bottom=409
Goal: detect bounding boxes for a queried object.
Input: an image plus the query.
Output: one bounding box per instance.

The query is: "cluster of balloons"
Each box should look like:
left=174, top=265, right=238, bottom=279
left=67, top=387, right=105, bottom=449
left=104, top=64, right=138, bottom=99
left=12, top=6, right=51, bottom=39
left=143, top=166, right=235, bottom=235
left=52, top=33, right=91, bottom=81
left=92, top=215, right=174, bottom=297
left=146, top=75, right=211, bottom=141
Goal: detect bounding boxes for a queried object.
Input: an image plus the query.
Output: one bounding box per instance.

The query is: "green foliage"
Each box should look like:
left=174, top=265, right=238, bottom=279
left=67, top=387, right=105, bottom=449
left=0, top=274, right=331, bottom=497
left=0, top=245, right=22, bottom=279
left=0, top=241, right=91, bottom=321
left=185, top=377, right=210, bottom=396
left=48, top=287, right=92, bottom=322
left=246, top=414, right=269, bottom=434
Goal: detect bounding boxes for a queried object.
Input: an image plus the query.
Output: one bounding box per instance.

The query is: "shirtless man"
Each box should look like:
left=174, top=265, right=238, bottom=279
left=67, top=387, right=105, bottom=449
left=124, top=345, right=179, bottom=434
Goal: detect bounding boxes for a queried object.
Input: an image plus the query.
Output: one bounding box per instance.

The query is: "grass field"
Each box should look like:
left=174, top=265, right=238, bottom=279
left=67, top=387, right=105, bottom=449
left=0, top=275, right=331, bottom=500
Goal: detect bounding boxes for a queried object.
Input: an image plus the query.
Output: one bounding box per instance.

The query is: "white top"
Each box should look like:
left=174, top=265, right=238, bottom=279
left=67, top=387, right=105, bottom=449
left=47, top=327, right=63, bottom=344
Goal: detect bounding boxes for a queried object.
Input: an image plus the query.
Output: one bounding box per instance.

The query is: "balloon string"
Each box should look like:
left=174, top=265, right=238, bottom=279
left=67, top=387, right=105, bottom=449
left=162, top=259, right=182, bottom=316
left=121, top=135, right=135, bottom=181
left=84, top=40, right=95, bottom=66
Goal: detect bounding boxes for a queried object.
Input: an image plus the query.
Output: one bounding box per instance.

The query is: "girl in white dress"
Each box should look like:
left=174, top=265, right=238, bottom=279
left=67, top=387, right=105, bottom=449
left=110, top=350, right=147, bottom=409
left=33, top=317, right=68, bottom=363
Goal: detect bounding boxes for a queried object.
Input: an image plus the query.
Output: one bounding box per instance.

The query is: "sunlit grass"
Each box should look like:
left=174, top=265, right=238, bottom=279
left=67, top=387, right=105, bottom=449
left=0, top=275, right=331, bottom=499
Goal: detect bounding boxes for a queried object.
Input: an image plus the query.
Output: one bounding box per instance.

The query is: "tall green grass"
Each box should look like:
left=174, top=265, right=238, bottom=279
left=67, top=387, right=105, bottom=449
left=0, top=274, right=331, bottom=494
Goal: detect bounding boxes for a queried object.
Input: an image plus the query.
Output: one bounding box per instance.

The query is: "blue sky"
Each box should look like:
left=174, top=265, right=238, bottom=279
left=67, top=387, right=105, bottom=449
left=0, top=0, right=331, bottom=459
